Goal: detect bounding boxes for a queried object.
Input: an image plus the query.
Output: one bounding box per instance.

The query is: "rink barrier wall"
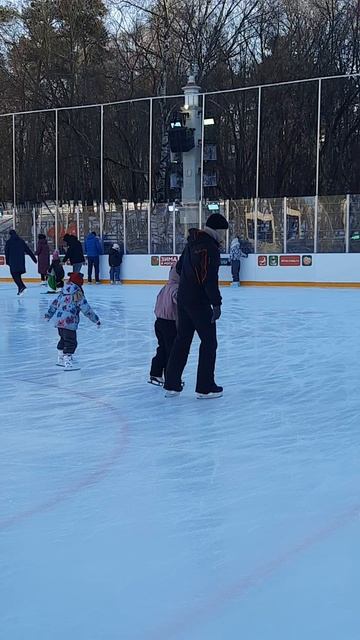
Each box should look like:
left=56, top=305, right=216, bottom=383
left=1, top=253, right=360, bottom=287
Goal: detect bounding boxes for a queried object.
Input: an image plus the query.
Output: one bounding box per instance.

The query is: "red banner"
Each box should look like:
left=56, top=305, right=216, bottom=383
left=279, top=255, right=301, bottom=266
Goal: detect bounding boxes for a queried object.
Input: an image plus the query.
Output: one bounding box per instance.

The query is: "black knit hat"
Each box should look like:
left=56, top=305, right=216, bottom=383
left=205, top=213, right=229, bottom=230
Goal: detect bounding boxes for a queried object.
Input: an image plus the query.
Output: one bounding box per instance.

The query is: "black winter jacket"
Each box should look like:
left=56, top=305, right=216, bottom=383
left=176, top=228, right=222, bottom=308
left=108, top=247, right=123, bottom=267
left=63, top=237, right=85, bottom=265
left=5, top=234, right=37, bottom=274
left=49, top=259, right=65, bottom=286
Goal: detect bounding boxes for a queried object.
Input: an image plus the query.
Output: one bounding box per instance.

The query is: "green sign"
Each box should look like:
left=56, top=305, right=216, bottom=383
left=269, top=255, right=278, bottom=266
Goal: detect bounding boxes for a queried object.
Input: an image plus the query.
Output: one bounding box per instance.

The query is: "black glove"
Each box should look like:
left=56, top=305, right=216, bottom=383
left=211, top=306, right=221, bottom=323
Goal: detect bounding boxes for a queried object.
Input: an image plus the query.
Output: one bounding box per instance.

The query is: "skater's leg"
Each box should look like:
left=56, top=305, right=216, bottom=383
left=87, top=257, right=94, bottom=282
left=62, top=329, right=78, bottom=355
left=73, top=263, right=83, bottom=273
left=57, top=328, right=65, bottom=351
left=150, top=319, right=167, bottom=377
left=162, top=319, right=178, bottom=368
left=94, top=256, right=100, bottom=282
left=11, top=271, right=25, bottom=293
left=231, top=259, right=240, bottom=282
left=189, top=304, right=218, bottom=394
left=114, top=266, right=121, bottom=282
left=164, top=306, right=195, bottom=392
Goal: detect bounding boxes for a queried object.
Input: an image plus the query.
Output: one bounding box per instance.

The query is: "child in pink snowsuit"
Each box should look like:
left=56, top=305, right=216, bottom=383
left=149, top=265, right=179, bottom=385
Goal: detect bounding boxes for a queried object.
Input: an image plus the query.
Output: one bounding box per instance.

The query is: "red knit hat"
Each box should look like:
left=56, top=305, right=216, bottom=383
left=68, top=272, right=84, bottom=286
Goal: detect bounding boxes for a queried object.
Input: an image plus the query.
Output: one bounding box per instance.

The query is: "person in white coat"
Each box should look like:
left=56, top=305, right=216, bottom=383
left=229, top=236, right=248, bottom=286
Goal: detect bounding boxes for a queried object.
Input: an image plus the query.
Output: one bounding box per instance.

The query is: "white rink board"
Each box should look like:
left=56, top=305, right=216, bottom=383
left=1, top=253, right=360, bottom=284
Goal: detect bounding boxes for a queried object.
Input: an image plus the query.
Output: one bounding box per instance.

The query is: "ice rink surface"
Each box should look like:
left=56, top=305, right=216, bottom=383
left=1, top=281, right=359, bottom=640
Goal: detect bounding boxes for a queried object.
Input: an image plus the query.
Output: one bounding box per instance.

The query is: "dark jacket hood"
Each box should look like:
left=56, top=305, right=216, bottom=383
left=187, top=228, right=219, bottom=247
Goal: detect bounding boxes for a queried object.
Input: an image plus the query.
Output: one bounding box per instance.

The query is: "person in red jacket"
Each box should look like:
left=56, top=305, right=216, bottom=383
left=164, top=213, right=228, bottom=399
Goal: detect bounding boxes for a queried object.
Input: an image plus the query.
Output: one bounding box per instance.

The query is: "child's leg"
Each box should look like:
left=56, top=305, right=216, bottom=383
left=62, top=329, right=78, bottom=354
left=57, top=328, right=65, bottom=352
left=150, top=319, right=167, bottom=377
left=162, top=320, right=178, bottom=369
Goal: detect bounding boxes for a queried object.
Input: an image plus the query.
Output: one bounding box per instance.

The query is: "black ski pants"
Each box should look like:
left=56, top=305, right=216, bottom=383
left=88, top=256, right=100, bottom=282
left=150, top=318, right=177, bottom=378
left=11, top=270, right=25, bottom=293
left=231, top=259, right=240, bottom=282
left=57, top=328, right=78, bottom=354
left=165, top=302, right=217, bottom=394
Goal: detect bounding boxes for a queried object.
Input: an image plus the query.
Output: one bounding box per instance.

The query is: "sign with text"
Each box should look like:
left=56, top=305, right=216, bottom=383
left=258, top=255, right=268, bottom=267
left=159, top=255, right=178, bottom=267
left=279, top=255, right=301, bottom=266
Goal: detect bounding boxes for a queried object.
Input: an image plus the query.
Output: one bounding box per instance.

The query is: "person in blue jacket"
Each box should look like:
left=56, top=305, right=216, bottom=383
left=85, top=231, right=102, bottom=284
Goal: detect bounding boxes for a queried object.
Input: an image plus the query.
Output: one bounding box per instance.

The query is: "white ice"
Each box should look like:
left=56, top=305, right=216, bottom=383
left=0, top=282, right=359, bottom=640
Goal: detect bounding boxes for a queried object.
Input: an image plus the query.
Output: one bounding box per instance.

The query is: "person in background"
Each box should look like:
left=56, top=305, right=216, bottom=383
left=229, top=235, right=248, bottom=287
left=164, top=213, right=228, bottom=399
left=5, top=229, right=37, bottom=296
left=44, top=271, right=100, bottom=370
left=149, top=265, right=179, bottom=386
left=62, top=233, right=85, bottom=272
left=47, top=250, right=65, bottom=292
left=36, top=233, right=50, bottom=283
left=108, top=242, right=123, bottom=284
left=85, top=231, right=102, bottom=284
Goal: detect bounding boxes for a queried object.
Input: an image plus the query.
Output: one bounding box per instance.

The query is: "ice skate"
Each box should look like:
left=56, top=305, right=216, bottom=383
left=196, top=385, right=223, bottom=399
left=148, top=376, right=164, bottom=386
left=63, top=355, right=80, bottom=371
left=231, top=281, right=240, bottom=287
left=18, top=287, right=27, bottom=297
left=56, top=353, right=64, bottom=367
left=164, top=389, right=181, bottom=398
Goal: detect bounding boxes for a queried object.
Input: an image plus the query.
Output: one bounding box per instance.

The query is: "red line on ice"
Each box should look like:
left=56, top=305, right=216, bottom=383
left=0, top=391, right=129, bottom=530
left=145, top=502, right=360, bottom=639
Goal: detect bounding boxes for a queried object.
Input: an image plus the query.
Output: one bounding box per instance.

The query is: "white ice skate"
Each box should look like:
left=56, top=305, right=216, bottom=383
left=63, top=355, right=80, bottom=371
left=196, top=385, right=223, bottom=399
left=164, top=389, right=181, bottom=398
left=231, top=281, right=240, bottom=287
left=148, top=376, right=164, bottom=386
left=56, top=353, right=64, bottom=367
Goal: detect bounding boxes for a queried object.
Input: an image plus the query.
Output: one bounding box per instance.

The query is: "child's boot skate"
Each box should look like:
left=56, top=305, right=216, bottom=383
left=63, top=354, right=80, bottom=371
left=57, top=352, right=64, bottom=367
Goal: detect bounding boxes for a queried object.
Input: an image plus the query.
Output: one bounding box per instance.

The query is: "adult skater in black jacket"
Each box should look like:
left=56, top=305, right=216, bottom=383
left=5, top=229, right=37, bottom=295
left=62, top=234, right=85, bottom=272
left=164, top=213, right=228, bottom=399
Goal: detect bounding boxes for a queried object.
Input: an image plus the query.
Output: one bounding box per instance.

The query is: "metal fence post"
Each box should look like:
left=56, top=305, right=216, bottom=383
left=283, top=196, right=287, bottom=254
left=200, top=95, right=205, bottom=218
left=346, top=193, right=350, bottom=253
left=123, top=209, right=127, bottom=255
left=255, top=86, right=262, bottom=255
left=100, top=105, right=104, bottom=240
left=172, top=202, right=176, bottom=254
left=225, top=199, right=230, bottom=252
left=12, top=113, right=16, bottom=229
left=314, top=78, right=322, bottom=253
left=148, top=98, right=153, bottom=255
left=55, top=109, right=59, bottom=249
left=32, top=207, right=36, bottom=249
